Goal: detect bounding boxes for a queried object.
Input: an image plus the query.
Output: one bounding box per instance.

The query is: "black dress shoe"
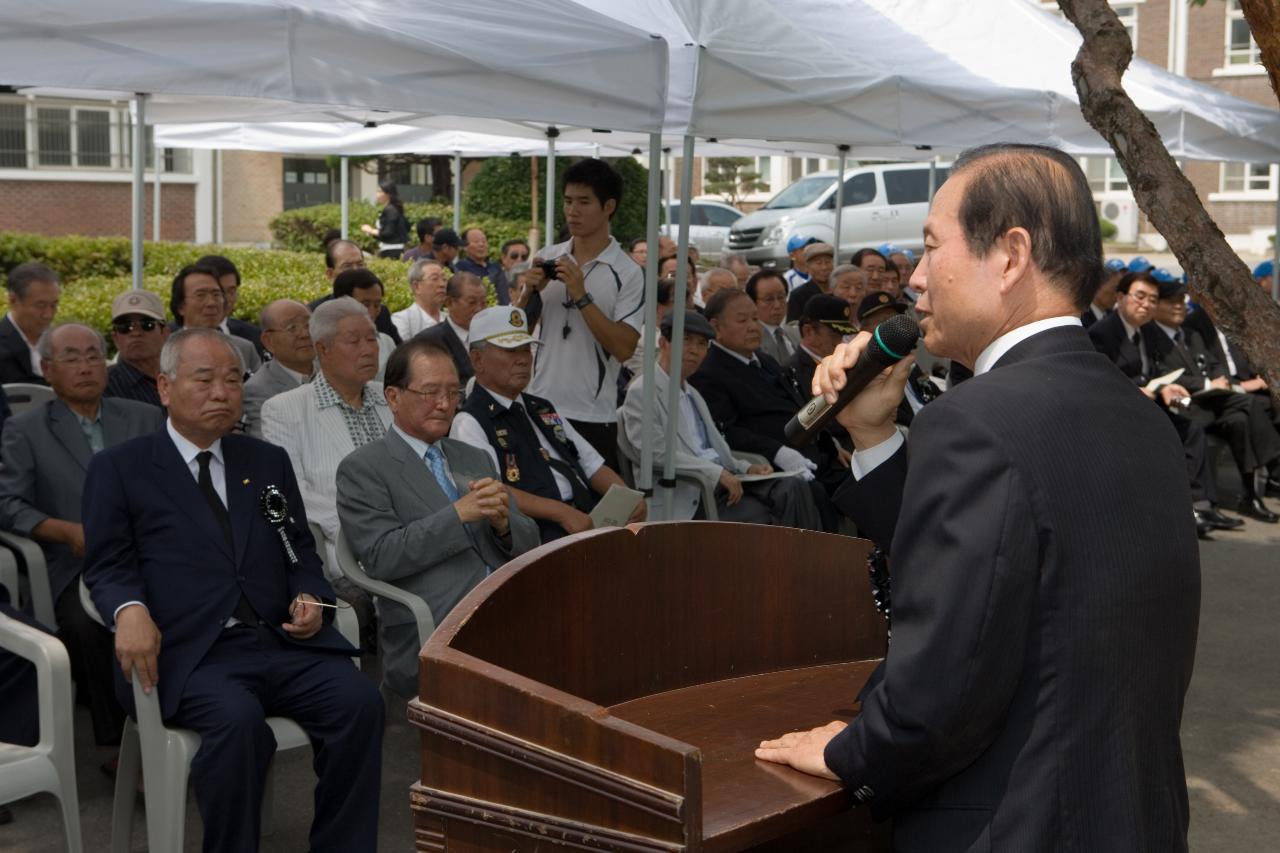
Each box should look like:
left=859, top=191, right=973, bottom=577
left=1196, top=518, right=1215, bottom=541
left=1238, top=497, right=1280, bottom=523
left=0, top=805, right=12, bottom=825
left=1199, top=507, right=1244, bottom=530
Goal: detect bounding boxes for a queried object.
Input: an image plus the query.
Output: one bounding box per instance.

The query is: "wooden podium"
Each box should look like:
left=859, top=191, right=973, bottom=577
left=410, top=522, right=890, bottom=852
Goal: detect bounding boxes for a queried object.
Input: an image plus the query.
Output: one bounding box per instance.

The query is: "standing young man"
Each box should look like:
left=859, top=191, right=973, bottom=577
left=522, top=159, right=644, bottom=471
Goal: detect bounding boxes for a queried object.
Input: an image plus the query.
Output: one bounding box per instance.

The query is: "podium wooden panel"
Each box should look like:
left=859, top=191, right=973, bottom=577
left=410, top=522, right=890, bottom=852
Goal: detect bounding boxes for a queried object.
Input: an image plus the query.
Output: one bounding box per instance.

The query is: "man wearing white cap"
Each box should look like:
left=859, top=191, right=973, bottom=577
left=451, top=307, right=645, bottom=543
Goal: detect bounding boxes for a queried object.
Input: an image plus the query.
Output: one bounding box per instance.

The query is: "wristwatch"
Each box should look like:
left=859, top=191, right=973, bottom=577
left=573, top=292, right=595, bottom=310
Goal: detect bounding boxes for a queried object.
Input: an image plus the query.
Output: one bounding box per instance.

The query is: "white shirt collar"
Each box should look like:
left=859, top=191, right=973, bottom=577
left=446, top=316, right=469, bottom=344
left=166, top=418, right=223, bottom=463
left=973, top=316, right=1082, bottom=377
left=711, top=339, right=757, bottom=366
left=479, top=385, right=517, bottom=408
left=391, top=422, right=443, bottom=459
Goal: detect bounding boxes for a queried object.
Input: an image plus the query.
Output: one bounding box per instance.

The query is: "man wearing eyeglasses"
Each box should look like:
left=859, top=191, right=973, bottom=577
left=0, top=323, right=164, bottom=756
left=105, top=289, right=170, bottom=408
left=500, top=238, right=531, bottom=275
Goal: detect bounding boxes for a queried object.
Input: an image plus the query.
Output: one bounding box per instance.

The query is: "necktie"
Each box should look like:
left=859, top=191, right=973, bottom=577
left=1132, top=331, right=1150, bottom=377
left=774, top=327, right=791, bottom=357
left=424, top=445, right=460, bottom=501
left=197, top=451, right=257, bottom=625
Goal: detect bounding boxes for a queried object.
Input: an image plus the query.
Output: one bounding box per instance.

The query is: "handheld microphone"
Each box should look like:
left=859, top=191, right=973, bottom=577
left=784, top=313, right=921, bottom=447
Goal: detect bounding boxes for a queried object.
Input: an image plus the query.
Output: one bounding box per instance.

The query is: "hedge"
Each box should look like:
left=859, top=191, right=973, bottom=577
left=268, top=201, right=532, bottom=255
left=0, top=232, right=422, bottom=339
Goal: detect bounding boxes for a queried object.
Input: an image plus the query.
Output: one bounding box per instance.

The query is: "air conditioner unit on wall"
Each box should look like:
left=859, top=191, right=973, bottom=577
left=1100, top=197, right=1139, bottom=245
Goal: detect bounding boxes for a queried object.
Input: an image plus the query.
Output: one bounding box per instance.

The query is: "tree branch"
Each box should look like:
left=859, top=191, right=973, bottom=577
left=1059, top=0, right=1280, bottom=401
left=1241, top=0, right=1280, bottom=105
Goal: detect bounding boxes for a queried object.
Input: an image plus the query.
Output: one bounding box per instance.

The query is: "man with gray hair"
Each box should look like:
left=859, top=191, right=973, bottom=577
left=83, top=327, right=382, bottom=852
left=241, top=299, right=315, bottom=436
left=0, top=262, right=60, bottom=385
left=828, top=264, right=869, bottom=310
left=391, top=259, right=447, bottom=340
left=698, top=267, right=740, bottom=307
left=0, top=323, right=163, bottom=750
left=719, top=252, right=752, bottom=289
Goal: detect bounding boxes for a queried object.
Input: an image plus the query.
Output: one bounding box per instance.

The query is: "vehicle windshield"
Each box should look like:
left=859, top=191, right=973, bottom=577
left=763, top=175, right=835, bottom=210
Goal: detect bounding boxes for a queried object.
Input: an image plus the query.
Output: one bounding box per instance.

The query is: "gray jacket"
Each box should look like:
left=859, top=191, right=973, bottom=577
left=0, top=397, right=165, bottom=600
left=242, top=358, right=311, bottom=437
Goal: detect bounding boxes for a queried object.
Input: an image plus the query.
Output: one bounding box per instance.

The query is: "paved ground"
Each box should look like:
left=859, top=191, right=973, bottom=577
left=2, top=513, right=1278, bottom=851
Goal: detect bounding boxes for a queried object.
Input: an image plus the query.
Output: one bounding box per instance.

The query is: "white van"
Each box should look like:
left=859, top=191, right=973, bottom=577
left=726, top=162, right=950, bottom=265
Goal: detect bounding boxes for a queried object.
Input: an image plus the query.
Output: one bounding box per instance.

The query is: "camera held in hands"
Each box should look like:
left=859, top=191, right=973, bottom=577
left=539, top=259, right=560, bottom=280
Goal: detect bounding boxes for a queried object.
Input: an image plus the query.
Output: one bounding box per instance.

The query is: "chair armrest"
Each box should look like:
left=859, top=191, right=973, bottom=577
left=0, top=530, right=55, bottom=629
left=0, top=612, right=72, bottom=753
left=335, top=529, right=435, bottom=650
left=0, top=547, right=18, bottom=610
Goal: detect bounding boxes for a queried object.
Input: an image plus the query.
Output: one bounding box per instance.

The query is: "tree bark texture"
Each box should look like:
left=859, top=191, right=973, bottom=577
left=1059, top=0, right=1280, bottom=399
left=1240, top=0, right=1280, bottom=106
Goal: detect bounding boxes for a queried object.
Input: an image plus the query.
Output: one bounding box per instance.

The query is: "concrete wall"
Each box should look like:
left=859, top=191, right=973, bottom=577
left=219, top=150, right=283, bottom=245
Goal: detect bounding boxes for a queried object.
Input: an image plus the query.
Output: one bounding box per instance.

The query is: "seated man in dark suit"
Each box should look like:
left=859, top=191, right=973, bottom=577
left=450, top=307, right=644, bottom=543
left=198, top=254, right=264, bottom=359
left=0, top=323, right=165, bottom=749
left=1088, top=272, right=1239, bottom=536
left=689, top=290, right=846, bottom=530
left=336, top=339, right=539, bottom=697
left=105, top=289, right=169, bottom=408
left=169, top=263, right=262, bottom=375
left=83, top=328, right=383, bottom=853
left=0, top=262, right=60, bottom=386
left=412, top=271, right=489, bottom=389
left=1142, top=276, right=1280, bottom=521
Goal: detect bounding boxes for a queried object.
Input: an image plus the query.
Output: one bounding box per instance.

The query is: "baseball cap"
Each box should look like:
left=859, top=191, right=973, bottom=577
left=659, top=310, right=716, bottom=341
left=1127, top=256, right=1152, bottom=273
left=431, top=228, right=462, bottom=248
left=855, top=290, right=909, bottom=325
left=1253, top=259, right=1275, bottom=279
left=469, top=307, right=540, bottom=349
left=786, top=234, right=819, bottom=254
left=802, top=294, right=857, bottom=334
left=111, top=289, right=166, bottom=322
left=1104, top=258, right=1127, bottom=273
left=803, top=242, right=835, bottom=263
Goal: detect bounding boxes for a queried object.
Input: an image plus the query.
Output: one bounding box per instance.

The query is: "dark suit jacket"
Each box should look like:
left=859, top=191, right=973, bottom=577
left=413, top=321, right=474, bottom=385
left=689, top=344, right=806, bottom=461
left=82, top=431, right=349, bottom=719
left=828, top=326, right=1199, bottom=852
left=1087, top=311, right=1149, bottom=383
left=1142, top=322, right=1223, bottom=385
left=0, top=315, right=44, bottom=385
left=0, top=398, right=165, bottom=601
left=226, top=317, right=265, bottom=359
left=1184, top=307, right=1254, bottom=380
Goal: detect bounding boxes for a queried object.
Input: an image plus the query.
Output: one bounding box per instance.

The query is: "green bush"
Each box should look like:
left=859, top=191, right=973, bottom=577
left=268, top=201, right=531, bottom=256
left=1099, top=218, right=1118, bottom=240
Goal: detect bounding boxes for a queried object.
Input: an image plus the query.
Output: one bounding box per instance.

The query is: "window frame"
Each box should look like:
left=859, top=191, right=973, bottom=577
left=1211, top=162, right=1278, bottom=202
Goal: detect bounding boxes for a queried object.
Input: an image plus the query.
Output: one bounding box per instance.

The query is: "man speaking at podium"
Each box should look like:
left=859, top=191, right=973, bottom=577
left=756, top=144, right=1200, bottom=853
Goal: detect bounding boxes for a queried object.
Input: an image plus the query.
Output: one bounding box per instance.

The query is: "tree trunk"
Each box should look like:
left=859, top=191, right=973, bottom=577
left=1059, top=0, right=1280, bottom=400
left=1241, top=0, right=1280, bottom=105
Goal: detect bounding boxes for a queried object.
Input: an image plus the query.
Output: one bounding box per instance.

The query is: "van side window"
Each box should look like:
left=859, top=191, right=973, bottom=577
left=702, top=205, right=742, bottom=227
left=821, top=172, right=876, bottom=209
left=884, top=168, right=952, bottom=205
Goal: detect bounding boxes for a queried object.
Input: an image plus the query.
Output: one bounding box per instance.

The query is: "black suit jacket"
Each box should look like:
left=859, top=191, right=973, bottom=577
left=226, top=317, right=265, bottom=359
left=1087, top=311, right=1149, bottom=383
left=828, top=326, right=1199, bottom=852
left=83, top=431, right=349, bottom=719
left=0, top=315, right=44, bottom=385
left=1184, top=307, right=1254, bottom=380
left=1141, top=322, right=1223, bottom=385
left=413, top=321, right=473, bottom=385
left=689, top=344, right=807, bottom=461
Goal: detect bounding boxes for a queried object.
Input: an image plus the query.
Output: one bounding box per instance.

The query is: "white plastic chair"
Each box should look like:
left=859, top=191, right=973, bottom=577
left=0, top=546, right=19, bottom=609
left=334, top=528, right=435, bottom=657
left=2, top=382, right=55, bottom=416
left=0, top=612, right=82, bottom=853
left=0, top=531, right=56, bottom=629
left=77, top=581, right=316, bottom=853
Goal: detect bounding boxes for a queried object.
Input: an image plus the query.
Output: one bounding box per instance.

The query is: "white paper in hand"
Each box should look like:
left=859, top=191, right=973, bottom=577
left=589, top=484, right=644, bottom=529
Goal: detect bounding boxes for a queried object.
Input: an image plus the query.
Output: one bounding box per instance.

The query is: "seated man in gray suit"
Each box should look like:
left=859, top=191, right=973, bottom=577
left=0, top=323, right=164, bottom=748
left=336, top=339, right=538, bottom=698
left=242, top=299, right=315, bottom=436
left=621, top=312, right=822, bottom=528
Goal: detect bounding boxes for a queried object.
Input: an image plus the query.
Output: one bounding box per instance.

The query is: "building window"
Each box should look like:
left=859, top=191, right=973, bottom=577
left=0, top=96, right=192, bottom=173
left=1083, top=156, right=1129, bottom=193
left=1220, top=162, right=1275, bottom=194
left=1226, top=1, right=1261, bottom=66
left=1113, top=4, right=1137, bottom=45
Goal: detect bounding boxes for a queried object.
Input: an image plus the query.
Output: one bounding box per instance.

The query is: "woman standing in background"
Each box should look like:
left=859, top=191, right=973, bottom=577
left=361, top=181, right=409, bottom=259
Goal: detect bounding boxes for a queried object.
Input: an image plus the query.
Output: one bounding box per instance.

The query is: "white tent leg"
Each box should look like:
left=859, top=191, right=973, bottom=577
left=832, top=145, right=848, bottom=260
left=659, top=135, right=697, bottom=520
left=545, top=128, right=559, bottom=246
left=340, top=156, right=350, bottom=240
left=131, top=94, right=146, bottom=289
left=927, top=157, right=938, bottom=202
left=637, top=134, right=663, bottom=496
left=663, top=148, right=672, bottom=231
left=452, top=152, right=462, bottom=232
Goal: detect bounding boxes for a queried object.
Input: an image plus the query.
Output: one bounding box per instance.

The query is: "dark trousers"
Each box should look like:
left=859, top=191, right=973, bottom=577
left=1190, top=391, right=1280, bottom=480
left=169, top=625, right=383, bottom=853
left=1166, top=410, right=1216, bottom=507
left=567, top=419, right=621, bottom=474
left=705, top=476, right=825, bottom=531
left=0, top=599, right=49, bottom=747
left=55, top=581, right=126, bottom=745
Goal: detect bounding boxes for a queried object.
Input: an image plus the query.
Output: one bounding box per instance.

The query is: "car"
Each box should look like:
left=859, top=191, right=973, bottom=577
left=659, top=199, right=743, bottom=262
left=726, top=162, right=950, bottom=265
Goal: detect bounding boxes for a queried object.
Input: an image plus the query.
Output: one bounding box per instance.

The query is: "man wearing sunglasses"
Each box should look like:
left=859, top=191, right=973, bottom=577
left=500, top=239, right=530, bottom=274
left=105, top=290, right=170, bottom=409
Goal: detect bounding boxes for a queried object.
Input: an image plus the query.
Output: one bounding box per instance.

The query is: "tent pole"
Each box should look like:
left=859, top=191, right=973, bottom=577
left=1273, top=163, right=1279, bottom=303
left=340, top=157, right=350, bottom=239
left=927, top=156, right=938, bottom=202
left=660, top=135, right=696, bottom=520
left=131, top=94, right=146, bottom=290
left=152, top=142, right=162, bottom=243
left=637, top=134, right=663, bottom=497
left=663, top=148, right=672, bottom=230
left=832, top=145, right=849, bottom=261
left=545, top=128, right=560, bottom=245
left=452, top=152, right=462, bottom=232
